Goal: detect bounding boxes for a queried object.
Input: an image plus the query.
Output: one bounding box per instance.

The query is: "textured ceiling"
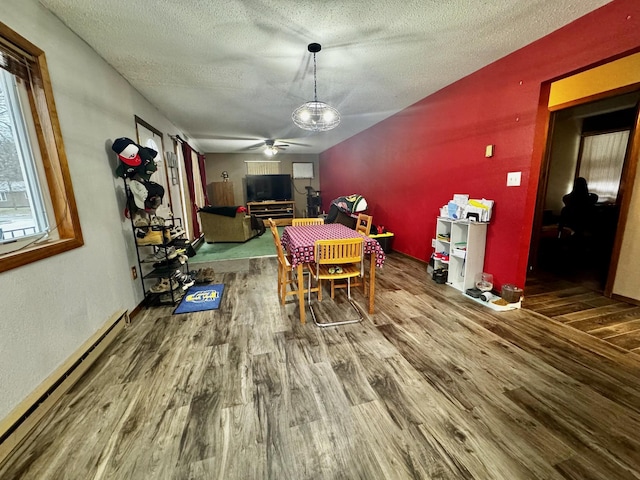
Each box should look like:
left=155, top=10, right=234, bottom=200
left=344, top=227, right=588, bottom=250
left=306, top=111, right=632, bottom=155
left=40, top=0, right=612, bottom=154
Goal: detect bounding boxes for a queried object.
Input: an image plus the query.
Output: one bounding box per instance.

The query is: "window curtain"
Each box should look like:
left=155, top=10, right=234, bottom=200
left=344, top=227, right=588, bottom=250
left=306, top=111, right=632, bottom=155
left=191, top=150, right=205, bottom=213
left=246, top=161, right=280, bottom=175
left=197, top=153, right=210, bottom=205
left=578, top=130, right=630, bottom=203
left=181, top=141, right=201, bottom=238
left=180, top=142, right=209, bottom=239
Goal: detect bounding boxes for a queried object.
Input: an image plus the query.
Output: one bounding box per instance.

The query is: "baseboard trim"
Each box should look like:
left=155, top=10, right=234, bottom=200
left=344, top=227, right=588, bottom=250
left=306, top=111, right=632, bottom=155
left=393, top=250, right=427, bottom=264
left=0, top=309, right=129, bottom=467
left=611, top=292, right=640, bottom=307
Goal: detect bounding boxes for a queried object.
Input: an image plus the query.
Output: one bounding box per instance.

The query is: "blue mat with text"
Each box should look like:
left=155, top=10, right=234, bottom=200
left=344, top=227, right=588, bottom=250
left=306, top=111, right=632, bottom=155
left=174, top=284, right=225, bottom=314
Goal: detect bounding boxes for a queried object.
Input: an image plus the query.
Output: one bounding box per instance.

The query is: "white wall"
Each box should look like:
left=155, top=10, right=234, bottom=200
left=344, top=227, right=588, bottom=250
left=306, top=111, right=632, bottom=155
left=613, top=145, right=640, bottom=301
left=545, top=115, right=582, bottom=215
left=0, top=0, right=196, bottom=421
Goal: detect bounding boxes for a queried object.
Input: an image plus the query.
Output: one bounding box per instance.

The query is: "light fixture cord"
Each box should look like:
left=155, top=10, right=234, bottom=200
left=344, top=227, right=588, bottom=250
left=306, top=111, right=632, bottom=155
left=313, top=52, right=318, bottom=102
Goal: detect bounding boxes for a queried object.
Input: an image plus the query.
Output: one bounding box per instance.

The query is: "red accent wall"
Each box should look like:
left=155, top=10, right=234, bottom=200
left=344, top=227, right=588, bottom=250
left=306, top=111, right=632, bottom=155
left=320, top=0, right=640, bottom=290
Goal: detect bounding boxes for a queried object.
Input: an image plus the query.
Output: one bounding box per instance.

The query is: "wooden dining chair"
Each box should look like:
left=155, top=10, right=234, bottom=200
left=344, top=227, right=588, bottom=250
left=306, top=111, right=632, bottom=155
left=269, top=218, right=314, bottom=305
left=355, top=213, right=373, bottom=236
left=307, top=237, right=364, bottom=327
left=291, top=218, right=324, bottom=226
left=332, top=214, right=370, bottom=296
left=268, top=218, right=293, bottom=304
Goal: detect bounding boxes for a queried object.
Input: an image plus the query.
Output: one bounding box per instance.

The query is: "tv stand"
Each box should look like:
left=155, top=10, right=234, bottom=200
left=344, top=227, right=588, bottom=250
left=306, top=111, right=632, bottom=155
left=247, top=200, right=295, bottom=226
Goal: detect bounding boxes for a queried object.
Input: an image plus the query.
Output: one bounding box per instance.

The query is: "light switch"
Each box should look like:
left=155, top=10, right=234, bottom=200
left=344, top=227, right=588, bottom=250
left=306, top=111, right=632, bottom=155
left=485, top=145, right=494, bottom=158
left=507, top=171, right=521, bottom=187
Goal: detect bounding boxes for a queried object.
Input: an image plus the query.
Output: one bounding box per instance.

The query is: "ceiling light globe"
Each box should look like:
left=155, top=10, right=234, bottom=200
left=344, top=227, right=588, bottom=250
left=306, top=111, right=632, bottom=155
left=292, top=101, right=341, bottom=132
left=298, top=109, right=311, bottom=122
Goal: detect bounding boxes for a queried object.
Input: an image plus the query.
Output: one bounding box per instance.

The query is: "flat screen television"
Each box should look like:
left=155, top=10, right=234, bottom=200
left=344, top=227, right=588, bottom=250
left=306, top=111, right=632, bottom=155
left=245, top=174, right=293, bottom=202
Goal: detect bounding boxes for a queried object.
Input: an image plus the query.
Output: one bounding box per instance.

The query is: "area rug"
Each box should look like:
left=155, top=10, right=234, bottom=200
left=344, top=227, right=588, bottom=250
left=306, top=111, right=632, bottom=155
left=174, top=284, right=225, bottom=314
left=191, top=227, right=283, bottom=262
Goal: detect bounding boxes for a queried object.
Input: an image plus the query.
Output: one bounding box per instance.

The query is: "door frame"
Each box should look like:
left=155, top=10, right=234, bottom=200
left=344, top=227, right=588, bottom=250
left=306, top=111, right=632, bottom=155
left=528, top=86, right=640, bottom=297
left=134, top=116, right=174, bottom=212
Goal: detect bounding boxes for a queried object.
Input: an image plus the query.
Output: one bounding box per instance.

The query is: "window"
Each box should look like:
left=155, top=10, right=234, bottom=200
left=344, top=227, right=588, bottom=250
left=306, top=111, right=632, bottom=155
left=0, top=22, right=82, bottom=271
left=245, top=161, right=280, bottom=175
left=578, top=130, right=630, bottom=203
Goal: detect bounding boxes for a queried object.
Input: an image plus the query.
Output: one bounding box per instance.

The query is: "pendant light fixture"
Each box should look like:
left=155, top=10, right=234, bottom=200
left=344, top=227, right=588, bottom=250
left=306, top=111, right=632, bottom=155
left=292, top=43, right=340, bottom=132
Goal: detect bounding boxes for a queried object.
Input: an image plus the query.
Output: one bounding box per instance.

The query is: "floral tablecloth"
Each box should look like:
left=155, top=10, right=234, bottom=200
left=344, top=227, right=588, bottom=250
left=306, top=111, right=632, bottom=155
left=281, top=223, right=386, bottom=268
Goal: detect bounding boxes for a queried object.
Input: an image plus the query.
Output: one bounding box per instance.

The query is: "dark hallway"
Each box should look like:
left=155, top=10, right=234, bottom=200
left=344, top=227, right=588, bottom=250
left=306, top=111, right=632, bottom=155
left=530, top=93, right=640, bottom=293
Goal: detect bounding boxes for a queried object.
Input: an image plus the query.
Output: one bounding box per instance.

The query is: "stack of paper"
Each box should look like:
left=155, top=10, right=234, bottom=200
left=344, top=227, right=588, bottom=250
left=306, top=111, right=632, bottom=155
left=439, top=195, right=494, bottom=222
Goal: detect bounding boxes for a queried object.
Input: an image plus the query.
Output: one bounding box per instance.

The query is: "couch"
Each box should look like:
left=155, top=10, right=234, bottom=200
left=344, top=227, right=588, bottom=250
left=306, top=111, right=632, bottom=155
left=199, top=210, right=259, bottom=243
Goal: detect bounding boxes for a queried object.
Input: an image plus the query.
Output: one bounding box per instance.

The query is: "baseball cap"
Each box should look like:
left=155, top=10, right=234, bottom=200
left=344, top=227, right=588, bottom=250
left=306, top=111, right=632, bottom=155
left=144, top=181, right=165, bottom=210
left=112, top=137, right=142, bottom=167
left=129, top=180, right=148, bottom=210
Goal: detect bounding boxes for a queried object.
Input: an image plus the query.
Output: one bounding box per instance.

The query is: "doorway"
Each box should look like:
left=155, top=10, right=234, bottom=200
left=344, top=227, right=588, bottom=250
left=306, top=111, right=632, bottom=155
left=529, top=92, right=640, bottom=293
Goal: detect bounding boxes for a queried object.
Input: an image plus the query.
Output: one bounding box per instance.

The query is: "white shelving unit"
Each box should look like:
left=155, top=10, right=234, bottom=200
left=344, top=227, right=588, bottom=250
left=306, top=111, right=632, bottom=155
left=433, top=217, right=487, bottom=292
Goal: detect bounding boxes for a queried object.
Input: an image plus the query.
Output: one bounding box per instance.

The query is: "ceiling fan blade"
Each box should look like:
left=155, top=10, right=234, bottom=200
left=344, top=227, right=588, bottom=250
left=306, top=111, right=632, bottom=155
left=193, top=134, right=263, bottom=141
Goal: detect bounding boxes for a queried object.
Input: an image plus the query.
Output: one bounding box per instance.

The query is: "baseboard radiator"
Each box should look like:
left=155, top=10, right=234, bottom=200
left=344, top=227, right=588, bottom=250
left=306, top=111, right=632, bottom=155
left=0, top=309, right=130, bottom=467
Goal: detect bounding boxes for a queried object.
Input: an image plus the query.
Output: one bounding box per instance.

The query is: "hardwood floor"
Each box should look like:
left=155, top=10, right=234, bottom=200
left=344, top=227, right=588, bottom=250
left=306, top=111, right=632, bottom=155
left=3, top=254, right=640, bottom=479
left=525, top=272, right=640, bottom=353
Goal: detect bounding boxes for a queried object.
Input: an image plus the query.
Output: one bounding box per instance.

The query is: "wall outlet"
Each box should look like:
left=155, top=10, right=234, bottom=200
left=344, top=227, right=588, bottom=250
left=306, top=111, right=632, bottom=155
left=507, top=171, right=521, bottom=187
left=131, top=266, right=137, bottom=279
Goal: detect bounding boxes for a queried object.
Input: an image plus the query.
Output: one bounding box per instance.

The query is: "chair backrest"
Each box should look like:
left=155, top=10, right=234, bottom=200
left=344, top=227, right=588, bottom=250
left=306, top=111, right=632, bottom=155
left=355, top=214, right=372, bottom=235
left=292, top=218, right=324, bottom=226
left=314, top=238, right=364, bottom=266
left=268, top=218, right=288, bottom=266
left=268, top=218, right=278, bottom=242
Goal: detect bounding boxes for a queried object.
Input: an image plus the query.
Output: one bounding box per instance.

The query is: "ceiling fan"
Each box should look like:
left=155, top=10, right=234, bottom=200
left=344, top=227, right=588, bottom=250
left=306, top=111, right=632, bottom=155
left=248, top=139, right=303, bottom=157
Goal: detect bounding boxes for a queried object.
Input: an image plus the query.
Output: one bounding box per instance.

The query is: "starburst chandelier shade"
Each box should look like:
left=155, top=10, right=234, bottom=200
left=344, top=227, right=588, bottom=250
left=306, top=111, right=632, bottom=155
left=292, top=43, right=341, bottom=132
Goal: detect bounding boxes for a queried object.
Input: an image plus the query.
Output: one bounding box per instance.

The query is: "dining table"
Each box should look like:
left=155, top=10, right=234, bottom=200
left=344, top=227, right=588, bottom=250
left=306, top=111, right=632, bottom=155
left=280, top=223, right=386, bottom=324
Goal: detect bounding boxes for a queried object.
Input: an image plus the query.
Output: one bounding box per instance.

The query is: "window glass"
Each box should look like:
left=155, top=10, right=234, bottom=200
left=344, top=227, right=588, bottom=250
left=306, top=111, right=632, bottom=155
left=0, top=22, right=82, bottom=270
left=0, top=69, right=48, bottom=241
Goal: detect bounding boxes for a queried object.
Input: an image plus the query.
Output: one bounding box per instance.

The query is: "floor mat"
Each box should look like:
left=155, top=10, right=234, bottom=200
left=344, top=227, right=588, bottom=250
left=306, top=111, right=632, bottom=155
left=173, top=284, right=225, bottom=314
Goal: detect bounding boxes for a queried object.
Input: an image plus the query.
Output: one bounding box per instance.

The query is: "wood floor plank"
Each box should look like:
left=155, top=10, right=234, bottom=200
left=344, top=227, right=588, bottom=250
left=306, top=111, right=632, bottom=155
left=554, top=453, right=640, bottom=480
left=532, top=302, right=597, bottom=318
left=321, top=328, right=378, bottom=406
left=523, top=286, right=594, bottom=306
left=4, top=255, right=640, bottom=479
left=523, top=291, right=607, bottom=310
left=505, top=386, right=640, bottom=478
left=566, top=307, right=640, bottom=333
left=590, top=318, right=640, bottom=340
left=554, top=302, right=637, bottom=324
left=605, top=329, right=640, bottom=351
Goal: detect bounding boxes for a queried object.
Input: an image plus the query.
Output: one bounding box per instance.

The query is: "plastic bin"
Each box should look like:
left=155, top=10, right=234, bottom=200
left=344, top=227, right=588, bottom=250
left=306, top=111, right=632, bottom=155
left=369, top=232, right=394, bottom=253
